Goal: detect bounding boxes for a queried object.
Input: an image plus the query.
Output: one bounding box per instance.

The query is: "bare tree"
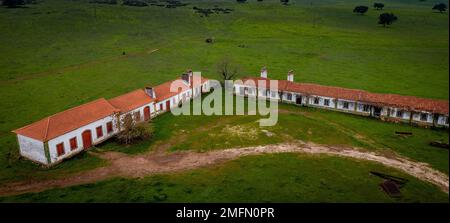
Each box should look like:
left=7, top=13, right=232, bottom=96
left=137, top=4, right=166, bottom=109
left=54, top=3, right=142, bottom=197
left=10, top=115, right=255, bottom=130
left=217, top=58, right=240, bottom=85
left=116, top=113, right=153, bottom=145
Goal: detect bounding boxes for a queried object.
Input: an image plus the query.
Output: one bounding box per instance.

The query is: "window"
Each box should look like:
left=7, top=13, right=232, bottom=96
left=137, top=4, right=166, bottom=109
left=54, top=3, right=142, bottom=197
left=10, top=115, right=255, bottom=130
left=248, top=88, right=253, bottom=94
left=134, top=111, right=141, bottom=121
left=324, top=99, right=330, bottom=106
left=343, top=102, right=349, bottom=109
left=96, top=126, right=103, bottom=138
left=420, top=113, right=428, bottom=121
left=363, top=105, right=370, bottom=112
left=69, top=137, right=77, bottom=150
left=314, top=98, right=319, bottom=104
left=287, top=93, right=292, bottom=101
left=106, top=122, right=113, bottom=134
left=56, top=143, right=65, bottom=157
left=396, top=110, right=403, bottom=118
left=239, top=87, right=244, bottom=95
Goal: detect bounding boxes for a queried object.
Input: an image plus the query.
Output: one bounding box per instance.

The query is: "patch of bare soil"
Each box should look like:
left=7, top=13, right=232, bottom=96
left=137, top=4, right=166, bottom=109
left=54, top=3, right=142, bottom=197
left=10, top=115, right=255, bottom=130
left=0, top=141, right=448, bottom=197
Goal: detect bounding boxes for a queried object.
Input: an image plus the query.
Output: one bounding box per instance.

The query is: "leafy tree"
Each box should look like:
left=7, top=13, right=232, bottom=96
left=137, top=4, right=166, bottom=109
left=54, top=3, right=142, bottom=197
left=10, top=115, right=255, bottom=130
left=373, top=3, right=384, bottom=10
left=378, top=12, right=397, bottom=27
left=353, top=6, right=369, bottom=15
left=2, top=0, right=25, bottom=8
left=432, top=3, right=447, bottom=13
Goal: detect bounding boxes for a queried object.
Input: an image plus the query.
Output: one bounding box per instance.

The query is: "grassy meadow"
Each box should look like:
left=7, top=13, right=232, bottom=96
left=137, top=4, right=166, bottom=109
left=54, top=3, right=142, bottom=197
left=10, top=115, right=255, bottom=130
left=0, top=0, right=448, bottom=201
left=1, top=153, right=448, bottom=202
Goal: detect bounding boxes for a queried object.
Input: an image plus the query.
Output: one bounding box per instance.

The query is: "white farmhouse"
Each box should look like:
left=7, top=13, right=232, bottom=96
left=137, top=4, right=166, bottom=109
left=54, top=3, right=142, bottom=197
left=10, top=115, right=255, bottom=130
left=234, top=67, right=449, bottom=128
left=13, top=98, right=119, bottom=165
left=13, top=70, right=210, bottom=166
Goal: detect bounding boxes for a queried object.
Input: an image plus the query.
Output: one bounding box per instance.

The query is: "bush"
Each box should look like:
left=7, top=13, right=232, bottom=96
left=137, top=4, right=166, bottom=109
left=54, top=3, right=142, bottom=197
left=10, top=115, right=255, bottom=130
left=90, top=0, right=118, bottom=4
left=123, top=0, right=148, bottom=7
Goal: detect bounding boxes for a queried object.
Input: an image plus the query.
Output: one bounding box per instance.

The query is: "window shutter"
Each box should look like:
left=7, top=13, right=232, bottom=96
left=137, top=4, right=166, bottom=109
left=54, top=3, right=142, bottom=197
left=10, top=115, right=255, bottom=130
left=107, top=122, right=113, bottom=133
left=70, top=137, right=77, bottom=150
left=56, top=143, right=65, bottom=156
left=96, top=126, right=103, bottom=138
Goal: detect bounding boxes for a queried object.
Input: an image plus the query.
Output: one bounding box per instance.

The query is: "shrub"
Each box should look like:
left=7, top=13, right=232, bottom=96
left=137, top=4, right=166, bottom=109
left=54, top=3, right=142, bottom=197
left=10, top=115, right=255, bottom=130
left=123, top=0, right=148, bottom=7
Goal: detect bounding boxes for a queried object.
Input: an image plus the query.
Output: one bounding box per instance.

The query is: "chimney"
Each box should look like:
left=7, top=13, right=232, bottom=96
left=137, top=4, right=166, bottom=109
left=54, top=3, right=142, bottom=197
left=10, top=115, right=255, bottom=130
left=287, top=70, right=294, bottom=82
left=181, top=73, right=191, bottom=86
left=260, top=66, right=268, bottom=78
left=145, top=87, right=156, bottom=99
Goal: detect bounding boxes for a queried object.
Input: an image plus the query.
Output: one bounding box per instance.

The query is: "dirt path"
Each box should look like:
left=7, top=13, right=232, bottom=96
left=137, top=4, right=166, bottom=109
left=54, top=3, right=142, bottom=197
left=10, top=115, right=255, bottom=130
left=0, top=141, right=447, bottom=197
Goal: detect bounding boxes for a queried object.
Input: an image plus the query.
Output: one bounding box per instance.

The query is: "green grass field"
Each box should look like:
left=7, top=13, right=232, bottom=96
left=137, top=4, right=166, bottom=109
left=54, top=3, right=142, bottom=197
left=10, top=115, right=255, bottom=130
left=1, top=153, right=447, bottom=202
left=0, top=0, right=448, bottom=201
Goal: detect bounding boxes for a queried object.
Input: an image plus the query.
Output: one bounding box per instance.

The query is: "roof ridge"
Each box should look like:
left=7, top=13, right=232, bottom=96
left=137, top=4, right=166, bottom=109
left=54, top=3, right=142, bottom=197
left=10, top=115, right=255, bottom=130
left=47, top=98, right=109, bottom=119
left=108, top=88, right=145, bottom=100
left=43, top=117, right=50, bottom=141
left=12, top=98, right=111, bottom=133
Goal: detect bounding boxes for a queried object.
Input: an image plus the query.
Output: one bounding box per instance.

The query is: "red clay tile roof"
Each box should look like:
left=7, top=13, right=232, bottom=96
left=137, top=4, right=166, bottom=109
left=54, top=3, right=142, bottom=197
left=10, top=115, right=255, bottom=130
left=190, top=74, right=209, bottom=88
left=108, top=89, right=155, bottom=113
left=153, top=79, right=191, bottom=102
left=152, top=75, right=208, bottom=102
left=240, top=76, right=449, bottom=115
left=240, top=77, right=290, bottom=90
left=13, top=98, right=119, bottom=142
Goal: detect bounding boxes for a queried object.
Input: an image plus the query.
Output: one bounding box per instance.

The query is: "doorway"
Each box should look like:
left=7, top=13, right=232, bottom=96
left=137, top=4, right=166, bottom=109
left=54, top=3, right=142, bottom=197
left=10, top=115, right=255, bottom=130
left=166, top=100, right=171, bottom=111
left=144, top=106, right=150, bottom=121
left=82, top=130, right=92, bottom=150
left=373, top=106, right=382, bottom=117
left=296, top=96, right=302, bottom=105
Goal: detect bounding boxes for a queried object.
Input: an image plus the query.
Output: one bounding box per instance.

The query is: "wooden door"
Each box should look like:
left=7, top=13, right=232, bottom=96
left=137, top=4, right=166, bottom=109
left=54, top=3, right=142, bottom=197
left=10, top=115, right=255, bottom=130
left=166, top=100, right=171, bottom=111
left=296, top=96, right=302, bottom=105
left=82, top=130, right=92, bottom=149
left=144, top=106, right=150, bottom=121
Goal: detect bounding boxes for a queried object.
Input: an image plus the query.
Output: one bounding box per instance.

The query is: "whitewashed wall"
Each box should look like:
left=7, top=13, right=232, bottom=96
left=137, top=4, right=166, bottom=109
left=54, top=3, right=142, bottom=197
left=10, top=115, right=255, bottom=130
left=388, top=108, right=411, bottom=120
left=308, top=96, right=335, bottom=108
left=412, top=112, right=433, bottom=123
left=17, top=135, right=47, bottom=165
left=155, top=90, right=191, bottom=112
left=47, top=115, right=116, bottom=163
left=119, top=102, right=155, bottom=123
left=336, top=99, right=355, bottom=111
left=356, top=103, right=371, bottom=114
left=437, top=115, right=449, bottom=126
